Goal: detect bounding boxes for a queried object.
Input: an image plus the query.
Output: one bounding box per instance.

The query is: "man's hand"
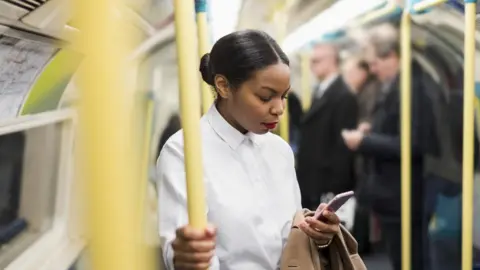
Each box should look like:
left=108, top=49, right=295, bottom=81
left=341, top=130, right=364, bottom=151
left=357, top=122, right=371, bottom=134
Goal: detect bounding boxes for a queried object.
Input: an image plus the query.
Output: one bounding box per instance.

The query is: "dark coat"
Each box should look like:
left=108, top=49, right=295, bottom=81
left=358, top=62, right=438, bottom=219
left=296, top=76, right=358, bottom=209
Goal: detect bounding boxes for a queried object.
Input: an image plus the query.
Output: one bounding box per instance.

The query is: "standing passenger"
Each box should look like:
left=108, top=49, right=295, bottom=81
left=341, top=32, right=436, bottom=270
left=296, top=43, right=358, bottom=211
left=157, top=30, right=347, bottom=270
left=342, top=56, right=380, bottom=123
left=342, top=56, right=381, bottom=254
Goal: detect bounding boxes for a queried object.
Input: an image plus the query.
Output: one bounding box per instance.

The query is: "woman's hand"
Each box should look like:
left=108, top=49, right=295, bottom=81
left=299, top=204, right=340, bottom=246
left=172, top=224, right=217, bottom=270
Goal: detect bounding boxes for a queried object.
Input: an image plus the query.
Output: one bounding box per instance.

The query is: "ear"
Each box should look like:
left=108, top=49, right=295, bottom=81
left=214, top=75, right=231, bottom=99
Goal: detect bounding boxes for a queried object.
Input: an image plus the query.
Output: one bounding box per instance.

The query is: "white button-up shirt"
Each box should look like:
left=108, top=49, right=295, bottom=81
left=157, top=105, right=302, bottom=270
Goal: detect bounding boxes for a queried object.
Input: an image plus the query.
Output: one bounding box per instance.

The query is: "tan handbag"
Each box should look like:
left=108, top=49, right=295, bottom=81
left=280, top=209, right=367, bottom=270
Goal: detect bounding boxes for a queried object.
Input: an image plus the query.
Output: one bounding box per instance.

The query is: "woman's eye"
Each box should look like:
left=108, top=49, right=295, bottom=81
left=259, top=96, right=271, bottom=102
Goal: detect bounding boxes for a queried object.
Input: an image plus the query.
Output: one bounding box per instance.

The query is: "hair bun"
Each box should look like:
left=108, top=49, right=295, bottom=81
left=199, top=53, right=214, bottom=86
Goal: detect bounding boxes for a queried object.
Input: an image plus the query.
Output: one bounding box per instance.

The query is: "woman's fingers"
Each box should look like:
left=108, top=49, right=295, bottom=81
left=305, top=216, right=340, bottom=234
left=174, top=250, right=215, bottom=264
left=321, top=210, right=341, bottom=225
left=172, top=238, right=216, bottom=253
left=299, top=222, right=335, bottom=242
left=173, top=224, right=217, bottom=270
left=173, top=261, right=212, bottom=270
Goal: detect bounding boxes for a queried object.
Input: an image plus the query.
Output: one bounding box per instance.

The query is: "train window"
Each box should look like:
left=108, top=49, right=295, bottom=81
left=0, top=111, right=75, bottom=269
left=0, top=131, right=26, bottom=242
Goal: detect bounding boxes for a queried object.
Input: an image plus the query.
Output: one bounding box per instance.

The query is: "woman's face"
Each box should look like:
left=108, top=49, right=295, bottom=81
left=343, top=60, right=368, bottom=92
left=217, top=63, right=291, bottom=134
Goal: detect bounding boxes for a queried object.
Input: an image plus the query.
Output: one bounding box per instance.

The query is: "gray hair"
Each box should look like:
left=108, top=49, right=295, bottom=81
left=366, top=23, right=400, bottom=58
left=312, top=41, right=341, bottom=65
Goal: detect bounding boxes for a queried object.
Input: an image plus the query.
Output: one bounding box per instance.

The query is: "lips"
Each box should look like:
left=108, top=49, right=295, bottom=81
left=263, top=122, right=278, bottom=129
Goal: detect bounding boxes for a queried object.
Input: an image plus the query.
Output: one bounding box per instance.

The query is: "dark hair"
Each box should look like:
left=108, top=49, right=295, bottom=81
left=358, top=60, right=370, bottom=73
left=370, top=36, right=400, bottom=59
left=199, top=29, right=289, bottom=90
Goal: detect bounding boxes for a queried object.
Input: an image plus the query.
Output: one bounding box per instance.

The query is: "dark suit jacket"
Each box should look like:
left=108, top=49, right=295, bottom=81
left=296, top=76, right=358, bottom=209
left=358, top=62, right=438, bottom=219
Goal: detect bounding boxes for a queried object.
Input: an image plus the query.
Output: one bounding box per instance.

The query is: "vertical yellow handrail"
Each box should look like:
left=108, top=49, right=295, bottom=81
left=462, top=1, right=477, bottom=270
left=138, top=93, right=157, bottom=255
left=75, top=0, right=151, bottom=269
left=301, top=51, right=312, bottom=111
left=273, top=2, right=290, bottom=142
left=196, top=0, right=214, bottom=114
left=174, top=0, right=208, bottom=231
left=400, top=7, right=412, bottom=270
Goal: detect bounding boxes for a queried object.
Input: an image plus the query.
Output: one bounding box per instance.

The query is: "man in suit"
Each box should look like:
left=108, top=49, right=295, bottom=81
left=296, top=43, right=358, bottom=211
left=341, top=29, right=437, bottom=270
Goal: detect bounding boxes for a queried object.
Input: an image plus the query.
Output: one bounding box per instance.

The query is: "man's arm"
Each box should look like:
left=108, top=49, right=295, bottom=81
left=358, top=81, right=429, bottom=159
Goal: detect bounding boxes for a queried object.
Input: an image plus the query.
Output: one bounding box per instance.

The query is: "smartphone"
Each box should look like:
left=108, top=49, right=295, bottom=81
left=313, top=191, right=355, bottom=222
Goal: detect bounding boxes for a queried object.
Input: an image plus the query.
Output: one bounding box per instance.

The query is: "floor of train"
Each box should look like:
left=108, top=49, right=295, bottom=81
left=363, top=252, right=392, bottom=269
left=71, top=249, right=393, bottom=270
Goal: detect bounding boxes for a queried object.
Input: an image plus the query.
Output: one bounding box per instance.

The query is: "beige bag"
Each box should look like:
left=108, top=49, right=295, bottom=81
left=280, top=209, right=367, bottom=270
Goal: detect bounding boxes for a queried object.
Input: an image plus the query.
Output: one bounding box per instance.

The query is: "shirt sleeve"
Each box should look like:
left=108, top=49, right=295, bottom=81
left=291, top=166, right=302, bottom=211
left=286, top=141, right=302, bottom=211
left=157, top=141, right=220, bottom=270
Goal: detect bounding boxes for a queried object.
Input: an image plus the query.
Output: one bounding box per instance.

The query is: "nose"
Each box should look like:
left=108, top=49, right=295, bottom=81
left=270, top=98, right=285, bottom=116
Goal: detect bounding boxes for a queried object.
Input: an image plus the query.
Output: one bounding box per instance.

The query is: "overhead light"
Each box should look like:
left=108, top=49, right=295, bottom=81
left=282, top=0, right=387, bottom=54
left=209, top=0, right=242, bottom=42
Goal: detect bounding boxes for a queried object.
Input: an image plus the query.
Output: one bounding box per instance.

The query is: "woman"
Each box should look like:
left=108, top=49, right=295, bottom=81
left=342, top=56, right=381, bottom=255
left=157, top=30, right=341, bottom=270
left=342, top=56, right=380, bottom=123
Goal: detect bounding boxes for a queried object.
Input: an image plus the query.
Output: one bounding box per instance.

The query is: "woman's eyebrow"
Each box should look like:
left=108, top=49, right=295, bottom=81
left=261, top=85, right=291, bottom=94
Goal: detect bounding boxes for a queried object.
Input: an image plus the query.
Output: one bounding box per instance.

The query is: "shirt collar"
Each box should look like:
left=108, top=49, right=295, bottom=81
left=381, top=73, right=399, bottom=93
left=207, top=104, right=261, bottom=150
left=319, top=73, right=339, bottom=92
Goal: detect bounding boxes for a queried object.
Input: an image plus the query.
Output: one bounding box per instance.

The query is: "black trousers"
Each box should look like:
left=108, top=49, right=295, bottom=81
left=378, top=215, right=431, bottom=270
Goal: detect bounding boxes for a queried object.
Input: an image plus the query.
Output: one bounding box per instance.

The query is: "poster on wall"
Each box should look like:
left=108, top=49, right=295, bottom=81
left=0, top=35, right=58, bottom=121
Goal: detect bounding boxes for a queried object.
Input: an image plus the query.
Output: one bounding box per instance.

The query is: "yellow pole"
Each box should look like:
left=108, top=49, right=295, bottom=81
left=412, top=0, right=448, bottom=12
left=174, top=0, right=208, bottom=230
left=138, top=94, right=157, bottom=256
left=196, top=0, right=214, bottom=114
left=400, top=8, right=412, bottom=270
left=274, top=3, right=289, bottom=142
left=74, top=0, right=151, bottom=269
left=358, top=0, right=398, bottom=25
left=462, top=1, right=477, bottom=269
left=300, top=52, right=312, bottom=111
